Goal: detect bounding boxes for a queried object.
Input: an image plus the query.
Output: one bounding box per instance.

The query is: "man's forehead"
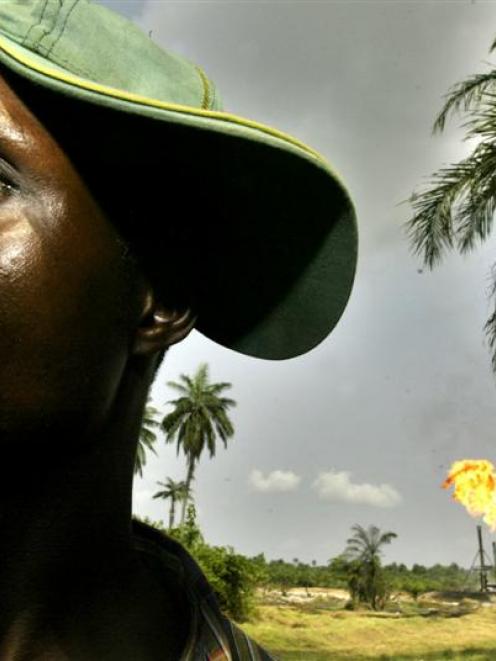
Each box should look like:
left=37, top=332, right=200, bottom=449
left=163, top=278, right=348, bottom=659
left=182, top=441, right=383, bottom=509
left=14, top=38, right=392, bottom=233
left=0, top=74, right=55, bottom=157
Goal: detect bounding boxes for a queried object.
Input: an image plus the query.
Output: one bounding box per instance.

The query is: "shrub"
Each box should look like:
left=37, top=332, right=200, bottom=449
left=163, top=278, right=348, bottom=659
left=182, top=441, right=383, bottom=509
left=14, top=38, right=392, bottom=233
left=169, top=505, right=263, bottom=621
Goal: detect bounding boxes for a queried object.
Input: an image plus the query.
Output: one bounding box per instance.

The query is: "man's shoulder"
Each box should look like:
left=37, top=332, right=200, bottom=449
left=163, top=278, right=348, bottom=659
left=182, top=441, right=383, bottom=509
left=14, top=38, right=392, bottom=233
left=132, top=519, right=276, bottom=661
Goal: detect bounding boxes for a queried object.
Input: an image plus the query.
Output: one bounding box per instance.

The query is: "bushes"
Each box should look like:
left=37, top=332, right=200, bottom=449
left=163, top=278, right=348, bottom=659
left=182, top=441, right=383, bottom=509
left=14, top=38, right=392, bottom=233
left=136, top=511, right=475, bottom=617
left=168, top=505, right=264, bottom=621
left=328, top=555, right=390, bottom=610
left=193, top=544, right=263, bottom=621
left=383, top=562, right=474, bottom=596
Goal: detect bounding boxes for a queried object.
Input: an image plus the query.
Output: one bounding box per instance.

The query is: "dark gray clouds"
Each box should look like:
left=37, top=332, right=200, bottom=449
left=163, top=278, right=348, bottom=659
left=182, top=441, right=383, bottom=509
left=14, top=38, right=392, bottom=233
left=99, top=1, right=496, bottom=567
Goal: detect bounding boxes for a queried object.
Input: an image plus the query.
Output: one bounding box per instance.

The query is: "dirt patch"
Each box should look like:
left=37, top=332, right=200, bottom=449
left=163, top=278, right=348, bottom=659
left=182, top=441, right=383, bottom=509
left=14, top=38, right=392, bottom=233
left=260, top=587, right=350, bottom=605
left=258, top=587, right=496, bottom=617
left=423, top=590, right=496, bottom=604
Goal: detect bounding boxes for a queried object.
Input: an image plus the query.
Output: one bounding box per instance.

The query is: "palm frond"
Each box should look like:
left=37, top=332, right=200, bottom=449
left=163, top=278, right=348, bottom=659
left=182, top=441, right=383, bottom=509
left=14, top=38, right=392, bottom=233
left=379, top=532, right=398, bottom=546
left=407, top=147, right=496, bottom=267
left=134, top=445, right=146, bottom=478
left=165, top=381, right=189, bottom=395
left=433, top=70, right=496, bottom=133
left=406, top=39, right=496, bottom=378
left=207, top=382, right=233, bottom=395
left=162, top=406, right=191, bottom=436
left=141, top=407, right=160, bottom=428
left=159, top=363, right=236, bottom=479
left=134, top=400, right=160, bottom=476
left=153, top=478, right=189, bottom=501
left=195, top=363, right=209, bottom=388
left=345, top=524, right=397, bottom=561
left=140, top=428, right=157, bottom=448
left=484, top=263, right=496, bottom=373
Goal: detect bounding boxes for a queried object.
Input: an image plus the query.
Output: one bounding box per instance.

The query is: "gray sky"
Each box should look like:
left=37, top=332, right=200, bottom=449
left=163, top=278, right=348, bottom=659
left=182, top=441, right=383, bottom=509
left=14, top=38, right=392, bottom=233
left=101, top=0, right=496, bottom=568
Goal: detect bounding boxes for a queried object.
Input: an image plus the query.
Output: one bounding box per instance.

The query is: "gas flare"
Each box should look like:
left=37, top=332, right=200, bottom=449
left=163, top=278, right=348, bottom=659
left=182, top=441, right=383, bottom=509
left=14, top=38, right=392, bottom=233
left=442, top=460, right=496, bottom=529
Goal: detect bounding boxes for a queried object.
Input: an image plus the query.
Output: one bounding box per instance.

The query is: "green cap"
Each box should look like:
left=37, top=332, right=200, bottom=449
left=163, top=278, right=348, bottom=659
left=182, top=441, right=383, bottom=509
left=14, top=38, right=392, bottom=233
left=0, top=0, right=358, bottom=360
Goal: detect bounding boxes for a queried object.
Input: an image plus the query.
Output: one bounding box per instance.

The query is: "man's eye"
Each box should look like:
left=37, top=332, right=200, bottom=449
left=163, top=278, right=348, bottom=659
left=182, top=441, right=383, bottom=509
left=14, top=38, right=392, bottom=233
left=0, top=159, right=21, bottom=198
left=0, top=179, right=16, bottom=197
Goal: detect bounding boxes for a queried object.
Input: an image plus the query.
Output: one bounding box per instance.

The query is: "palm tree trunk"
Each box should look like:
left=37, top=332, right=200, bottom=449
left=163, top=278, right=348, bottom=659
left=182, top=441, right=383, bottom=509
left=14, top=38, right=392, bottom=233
left=169, top=497, right=175, bottom=530
left=180, top=460, right=196, bottom=524
left=370, top=562, right=377, bottom=610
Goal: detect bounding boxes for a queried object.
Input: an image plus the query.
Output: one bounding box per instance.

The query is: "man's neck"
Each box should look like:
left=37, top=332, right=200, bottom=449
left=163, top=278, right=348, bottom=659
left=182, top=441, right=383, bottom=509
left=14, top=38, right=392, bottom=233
left=0, top=429, right=138, bottom=657
left=0, top=361, right=190, bottom=660
left=0, top=444, right=134, bottom=603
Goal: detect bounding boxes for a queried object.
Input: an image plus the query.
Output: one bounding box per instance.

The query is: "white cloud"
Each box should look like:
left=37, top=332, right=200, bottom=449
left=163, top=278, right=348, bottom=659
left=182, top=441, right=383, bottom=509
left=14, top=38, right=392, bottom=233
left=313, top=471, right=402, bottom=508
left=249, top=469, right=301, bottom=493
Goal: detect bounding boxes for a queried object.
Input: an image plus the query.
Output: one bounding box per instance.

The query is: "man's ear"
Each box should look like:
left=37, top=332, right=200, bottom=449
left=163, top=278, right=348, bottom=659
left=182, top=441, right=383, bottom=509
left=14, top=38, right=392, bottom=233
left=132, top=290, right=197, bottom=356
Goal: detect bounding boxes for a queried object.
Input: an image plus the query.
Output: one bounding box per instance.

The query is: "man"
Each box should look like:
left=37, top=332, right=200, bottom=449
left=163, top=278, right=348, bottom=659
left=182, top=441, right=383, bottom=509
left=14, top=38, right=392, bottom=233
left=0, top=1, right=357, bottom=659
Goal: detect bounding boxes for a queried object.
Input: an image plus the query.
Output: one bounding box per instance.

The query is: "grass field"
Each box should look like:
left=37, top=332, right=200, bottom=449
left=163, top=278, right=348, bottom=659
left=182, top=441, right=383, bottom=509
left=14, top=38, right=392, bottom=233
left=240, top=594, right=496, bottom=660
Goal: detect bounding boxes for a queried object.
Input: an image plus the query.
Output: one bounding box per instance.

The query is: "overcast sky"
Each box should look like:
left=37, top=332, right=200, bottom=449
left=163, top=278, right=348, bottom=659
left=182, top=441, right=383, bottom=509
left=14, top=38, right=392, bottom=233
left=101, top=0, right=496, bottom=568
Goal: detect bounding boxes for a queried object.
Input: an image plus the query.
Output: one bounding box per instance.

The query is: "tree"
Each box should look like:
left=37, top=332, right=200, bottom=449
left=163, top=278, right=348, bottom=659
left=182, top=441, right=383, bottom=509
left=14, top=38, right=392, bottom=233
left=171, top=503, right=205, bottom=550
left=407, top=37, right=496, bottom=371
left=134, top=399, right=160, bottom=477
left=161, top=364, right=236, bottom=522
left=152, top=478, right=190, bottom=529
left=344, top=524, right=397, bottom=610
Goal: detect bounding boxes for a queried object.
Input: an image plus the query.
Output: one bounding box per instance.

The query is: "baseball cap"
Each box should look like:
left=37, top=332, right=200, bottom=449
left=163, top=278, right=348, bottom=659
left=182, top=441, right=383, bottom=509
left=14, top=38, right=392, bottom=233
left=0, top=0, right=358, bottom=359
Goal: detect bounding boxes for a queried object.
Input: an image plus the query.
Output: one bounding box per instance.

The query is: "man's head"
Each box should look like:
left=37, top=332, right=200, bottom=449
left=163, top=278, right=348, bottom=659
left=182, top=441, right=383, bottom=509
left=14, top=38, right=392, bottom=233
left=0, top=72, right=195, bottom=450
left=0, top=0, right=358, bottom=362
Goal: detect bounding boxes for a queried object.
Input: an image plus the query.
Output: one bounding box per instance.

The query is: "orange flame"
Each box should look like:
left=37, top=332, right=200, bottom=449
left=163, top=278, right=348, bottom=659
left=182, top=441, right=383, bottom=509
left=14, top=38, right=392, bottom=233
left=442, top=460, right=496, bottom=529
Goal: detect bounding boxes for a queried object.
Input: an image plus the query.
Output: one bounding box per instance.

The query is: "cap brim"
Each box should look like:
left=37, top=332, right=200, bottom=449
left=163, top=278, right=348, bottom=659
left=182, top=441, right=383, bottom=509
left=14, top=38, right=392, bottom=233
left=0, top=34, right=358, bottom=360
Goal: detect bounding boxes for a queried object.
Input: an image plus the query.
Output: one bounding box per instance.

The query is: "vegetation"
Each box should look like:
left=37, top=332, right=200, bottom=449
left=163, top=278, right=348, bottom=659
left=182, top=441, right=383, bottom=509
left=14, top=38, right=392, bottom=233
left=152, top=478, right=190, bottom=529
left=241, top=603, right=496, bottom=660
left=134, top=399, right=160, bottom=477
left=134, top=367, right=490, bottom=657
left=262, top=556, right=473, bottom=595
left=160, top=363, right=236, bottom=522
left=137, top=512, right=481, bottom=626
left=384, top=561, right=476, bottom=597
left=407, top=35, right=496, bottom=371
left=140, top=506, right=263, bottom=622
left=171, top=505, right=265, bottom=621
left=340, top=524, right=398, bottom=610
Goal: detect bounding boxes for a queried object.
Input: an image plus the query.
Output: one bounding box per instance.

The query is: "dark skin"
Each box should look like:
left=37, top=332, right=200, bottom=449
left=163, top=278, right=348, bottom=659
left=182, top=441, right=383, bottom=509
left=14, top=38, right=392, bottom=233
left=0, top=74, right=196, bottom=659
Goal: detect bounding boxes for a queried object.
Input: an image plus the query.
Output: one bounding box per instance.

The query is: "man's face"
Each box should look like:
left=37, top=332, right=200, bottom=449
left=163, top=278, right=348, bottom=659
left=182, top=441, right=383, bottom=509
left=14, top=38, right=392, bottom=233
left=0, top=74, right=144, bottom=448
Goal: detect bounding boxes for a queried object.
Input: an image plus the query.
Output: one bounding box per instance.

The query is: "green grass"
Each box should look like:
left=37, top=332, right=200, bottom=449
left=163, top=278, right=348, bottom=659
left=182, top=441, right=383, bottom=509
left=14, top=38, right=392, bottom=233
left=240, top=604, right=496, bottom=660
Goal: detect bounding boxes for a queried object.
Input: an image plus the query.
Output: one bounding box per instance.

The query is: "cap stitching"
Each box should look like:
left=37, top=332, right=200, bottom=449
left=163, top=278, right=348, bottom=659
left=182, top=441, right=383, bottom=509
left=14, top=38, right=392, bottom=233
left=23, top=0, right=65, bottom=53
left=21, top=0, right=49, bottom=47
left=35, top=0, right=78, bottom=57
left=0, top=35, right=329, bottom=166
left=46, top=0, right=79, bottom=57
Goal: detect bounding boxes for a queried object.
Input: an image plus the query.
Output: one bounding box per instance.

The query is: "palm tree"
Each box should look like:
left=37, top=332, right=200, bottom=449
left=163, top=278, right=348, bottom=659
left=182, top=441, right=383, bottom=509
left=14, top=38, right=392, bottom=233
left=134, top=399, right=160, bottom=477
left=344, top=524, right=397, bottom=610
left=407, top=37, right=496, bottom=371
left=153, top=478, right=190, bottom=529
left=161, top=363, right=236, bottom=523
left=345, top=524, right=397, bottom=563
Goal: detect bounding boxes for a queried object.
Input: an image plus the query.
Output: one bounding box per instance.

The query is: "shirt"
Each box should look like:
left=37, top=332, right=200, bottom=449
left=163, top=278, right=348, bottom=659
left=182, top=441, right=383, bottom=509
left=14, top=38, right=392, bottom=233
left=132, top=519, right=275, bottom=661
